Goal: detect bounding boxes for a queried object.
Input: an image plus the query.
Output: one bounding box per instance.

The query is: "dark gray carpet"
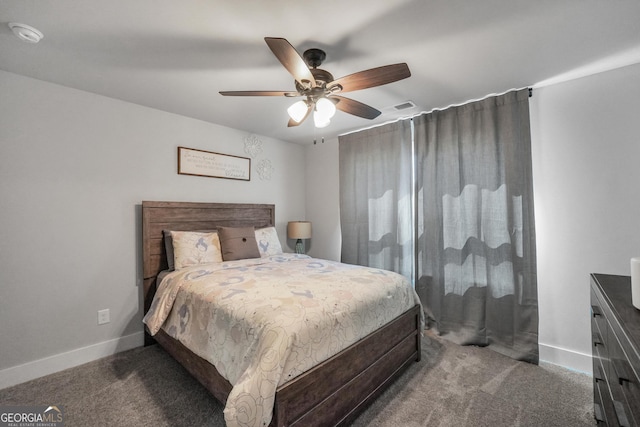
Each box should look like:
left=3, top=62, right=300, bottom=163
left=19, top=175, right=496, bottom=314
left=0, top=334, right=595, bottom=426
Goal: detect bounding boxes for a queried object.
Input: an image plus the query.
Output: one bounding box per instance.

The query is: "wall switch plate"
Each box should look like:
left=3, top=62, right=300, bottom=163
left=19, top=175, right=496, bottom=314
left=97, top=309, right=110, bottom=325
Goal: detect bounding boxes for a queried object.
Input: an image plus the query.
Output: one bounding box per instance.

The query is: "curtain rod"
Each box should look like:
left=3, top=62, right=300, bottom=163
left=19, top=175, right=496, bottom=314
left=339, top=86, right=532, bottom=138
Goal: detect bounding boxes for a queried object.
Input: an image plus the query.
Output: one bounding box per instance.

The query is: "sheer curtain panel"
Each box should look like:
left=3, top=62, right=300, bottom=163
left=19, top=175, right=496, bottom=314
left=414, top=89, right=538, bottom=362
left=339, top=120, right=413, bottom=279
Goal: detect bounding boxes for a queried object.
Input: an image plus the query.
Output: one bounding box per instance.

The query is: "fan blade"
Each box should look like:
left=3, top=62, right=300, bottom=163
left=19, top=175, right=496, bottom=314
left=332, top=96, right=381, bottom=120
left=328, top=63, right=410, bottom=93
left=287, top=104, right=313, bottom=127
left=264, top=37, right=316, bottom=88
left=219, top=91, right=298, bottom=97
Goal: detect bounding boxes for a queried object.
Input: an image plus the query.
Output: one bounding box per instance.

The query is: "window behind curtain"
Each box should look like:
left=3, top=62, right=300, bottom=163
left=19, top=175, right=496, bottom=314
left=338, top=120, right=413, bottom=280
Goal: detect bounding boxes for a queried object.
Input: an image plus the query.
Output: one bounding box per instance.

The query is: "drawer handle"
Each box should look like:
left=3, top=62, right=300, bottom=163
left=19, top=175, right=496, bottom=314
left=592, top=332, right=603, bottom=347
left=594, top=365, right=605, bottom=383
left=613, top=400, right=630, bottom=427
left=591, top=305, right=602, bottom=318
left=612, top=358, right=633, bottom=386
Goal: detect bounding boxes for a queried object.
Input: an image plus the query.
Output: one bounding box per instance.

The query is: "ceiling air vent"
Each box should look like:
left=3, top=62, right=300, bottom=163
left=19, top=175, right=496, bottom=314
left=393, top=100, right=416, bottom=111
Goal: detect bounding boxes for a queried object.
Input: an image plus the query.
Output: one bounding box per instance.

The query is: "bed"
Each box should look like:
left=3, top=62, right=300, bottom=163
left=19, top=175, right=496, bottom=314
left=141, top=201, right=423, bottom=427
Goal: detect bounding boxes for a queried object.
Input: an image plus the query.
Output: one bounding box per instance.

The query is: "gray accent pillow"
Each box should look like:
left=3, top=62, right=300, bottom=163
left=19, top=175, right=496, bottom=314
left=218, top=226, right=261, bottom=261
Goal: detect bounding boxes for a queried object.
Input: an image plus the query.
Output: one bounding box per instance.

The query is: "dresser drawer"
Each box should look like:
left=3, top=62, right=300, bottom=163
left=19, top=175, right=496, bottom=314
left=590, top=274, right=640, bottom=427
left=594, top=357, right=619, bottom=426
left=608, top=328, right=640, bottom=426
left=592, top=286, right=611, bottom=355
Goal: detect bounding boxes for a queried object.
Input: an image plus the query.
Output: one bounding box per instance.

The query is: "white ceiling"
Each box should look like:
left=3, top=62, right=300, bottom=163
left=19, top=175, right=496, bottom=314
left=2, top=0, right=640, bottom=145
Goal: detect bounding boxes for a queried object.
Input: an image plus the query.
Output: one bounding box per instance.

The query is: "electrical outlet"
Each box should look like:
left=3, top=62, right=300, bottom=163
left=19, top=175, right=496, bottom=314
left=97, top=309, right=110, bottom=325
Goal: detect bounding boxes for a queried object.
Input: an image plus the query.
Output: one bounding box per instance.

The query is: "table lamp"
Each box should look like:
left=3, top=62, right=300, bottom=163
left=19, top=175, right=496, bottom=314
left=287, top=221, right=312, bottom=254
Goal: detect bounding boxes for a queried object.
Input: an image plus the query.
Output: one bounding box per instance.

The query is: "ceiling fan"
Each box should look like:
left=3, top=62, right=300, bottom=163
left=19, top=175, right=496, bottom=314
left=219, top=37, right=411, bottom=128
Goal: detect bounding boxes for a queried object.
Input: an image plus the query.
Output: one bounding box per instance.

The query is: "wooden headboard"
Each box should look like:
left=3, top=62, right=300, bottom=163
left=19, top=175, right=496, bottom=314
left=141, top=201, right=275, bottom=313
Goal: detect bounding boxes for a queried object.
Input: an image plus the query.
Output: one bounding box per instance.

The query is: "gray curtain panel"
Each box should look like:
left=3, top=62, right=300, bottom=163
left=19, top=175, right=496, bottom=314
left=338, top=89, right=538, bottom=362
left=339, top=120, right=414, bottom=279
left=414, top=89, right=538, bottom=363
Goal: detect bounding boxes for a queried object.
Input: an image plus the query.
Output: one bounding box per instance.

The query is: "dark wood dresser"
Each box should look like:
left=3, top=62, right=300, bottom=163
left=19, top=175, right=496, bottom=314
left=591, top=274, right=640, bottom=426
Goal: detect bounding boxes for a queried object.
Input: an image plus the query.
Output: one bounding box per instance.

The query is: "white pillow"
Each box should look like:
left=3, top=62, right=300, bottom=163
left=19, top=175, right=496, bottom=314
left=255, top=227, right=283, bottom=257
left=170, top=231, right=223, bottom=270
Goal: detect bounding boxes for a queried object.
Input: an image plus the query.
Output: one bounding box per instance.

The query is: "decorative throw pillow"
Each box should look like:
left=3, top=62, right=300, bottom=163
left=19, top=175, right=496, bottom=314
left=218, top=226, right=261, bottom=261
left=170, top=231, right=223, bottom=270
left=255, top=226, right=283, bottom=257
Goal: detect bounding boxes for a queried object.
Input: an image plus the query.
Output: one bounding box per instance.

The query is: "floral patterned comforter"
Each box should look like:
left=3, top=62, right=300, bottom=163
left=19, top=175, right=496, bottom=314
left=143, top=254, right=421, bottom=427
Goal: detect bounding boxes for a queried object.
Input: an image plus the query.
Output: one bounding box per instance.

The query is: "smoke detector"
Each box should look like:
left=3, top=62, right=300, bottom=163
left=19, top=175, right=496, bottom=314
left=8, top=23, right=44, bottom=43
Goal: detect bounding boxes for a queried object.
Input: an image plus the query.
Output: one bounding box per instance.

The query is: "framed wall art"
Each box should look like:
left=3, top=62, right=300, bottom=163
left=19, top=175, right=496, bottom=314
left=177, top=146, right=250, bottom=181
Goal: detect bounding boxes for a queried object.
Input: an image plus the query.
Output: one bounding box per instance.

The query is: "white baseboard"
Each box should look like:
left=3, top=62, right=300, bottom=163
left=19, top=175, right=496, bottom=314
left=539, top=342, right=592, bottom=375
left=0, top=332, right=144, bottom=390
left=1, top=335, right=590, bottom=390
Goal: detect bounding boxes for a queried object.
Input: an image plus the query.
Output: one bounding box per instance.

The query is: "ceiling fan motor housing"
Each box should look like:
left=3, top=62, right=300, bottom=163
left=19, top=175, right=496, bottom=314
left=296, top=68, right=335, bottom=92
left=303, top=48, right=326, bottom=68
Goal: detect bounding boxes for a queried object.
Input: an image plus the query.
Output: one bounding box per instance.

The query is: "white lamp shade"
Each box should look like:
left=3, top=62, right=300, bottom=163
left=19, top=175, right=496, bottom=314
left=287, top=221, right=312, bottom=239
left=287, top=100, right=308, bottom=123
left=315, top=97, right=336, bottom=119
left=313, top=110, right=331, bottom=128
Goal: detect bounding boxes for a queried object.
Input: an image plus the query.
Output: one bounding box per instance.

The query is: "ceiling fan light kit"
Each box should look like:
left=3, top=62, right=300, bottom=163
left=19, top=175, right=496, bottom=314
left=220, top=37, right=411, bottom=129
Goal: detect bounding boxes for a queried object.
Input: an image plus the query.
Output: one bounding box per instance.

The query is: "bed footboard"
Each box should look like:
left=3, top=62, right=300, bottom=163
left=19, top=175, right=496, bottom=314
left=272, top=304, right=422, bottom=427
left=150, top=304, right=421, bottom=427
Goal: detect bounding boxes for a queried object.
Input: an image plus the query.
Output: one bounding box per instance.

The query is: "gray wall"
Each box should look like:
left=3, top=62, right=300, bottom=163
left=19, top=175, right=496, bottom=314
left=0, top=70, right=306, bottom=386
left=530, top=62, right=640, bottom=371
left=305, top=138, right=341, bottom=262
